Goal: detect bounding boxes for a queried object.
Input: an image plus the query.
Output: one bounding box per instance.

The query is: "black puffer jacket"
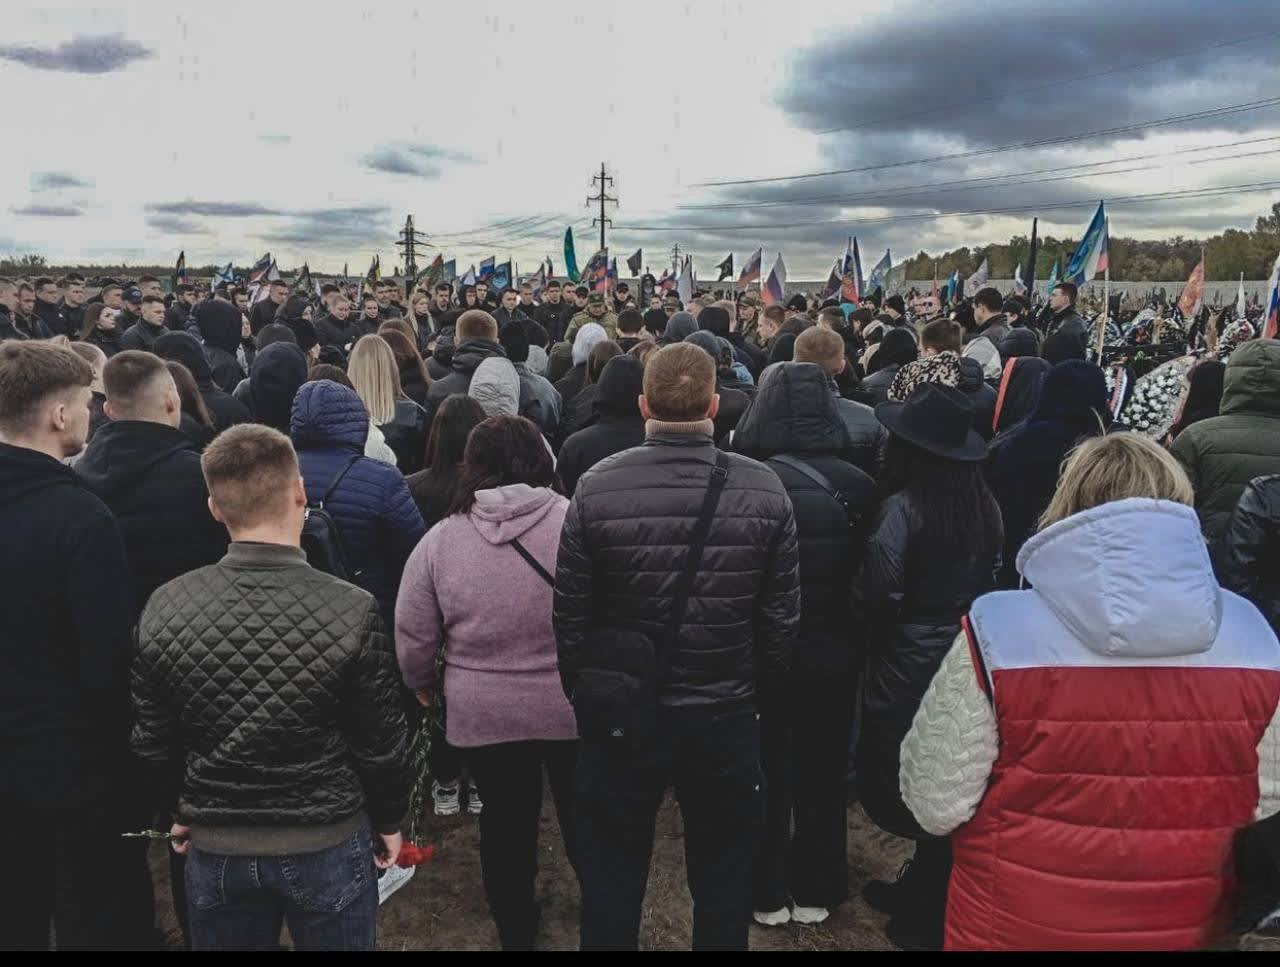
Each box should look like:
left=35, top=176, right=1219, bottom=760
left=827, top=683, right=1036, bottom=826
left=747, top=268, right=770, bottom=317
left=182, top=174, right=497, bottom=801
left=997, top=324, right=1040, bottom=360
left=421, top=338, right=506, bottom=429
left=1219, top=474, right=1280, bottom=636
left=132, top=542, right=413, bottom=832
left=554, top=425, right=801, bottom=710
left=828, top=378, right=885, bottom=478
left=855, top=492, right=998, bottom=838
left=245, top=342, right=309, bottom=433
left=379, top=398, right=429, bottom=475
left=958, top=354, right=997, bottom=441
left=76, top=420, right=229, bottom=614
left=1045, top=306, right=1090, bottom=359
left=733, top=364, right=877, bottom=675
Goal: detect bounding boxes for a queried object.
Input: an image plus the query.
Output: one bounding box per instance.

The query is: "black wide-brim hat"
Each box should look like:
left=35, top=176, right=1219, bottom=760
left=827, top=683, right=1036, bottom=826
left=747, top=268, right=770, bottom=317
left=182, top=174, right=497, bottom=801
left=875, top=381, right=988, bottom=462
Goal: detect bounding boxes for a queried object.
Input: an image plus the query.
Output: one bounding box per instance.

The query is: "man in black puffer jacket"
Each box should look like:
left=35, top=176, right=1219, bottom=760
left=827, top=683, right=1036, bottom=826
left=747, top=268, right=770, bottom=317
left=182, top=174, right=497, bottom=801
left=732, top=362, right=876, bottom=925
left=555, top=342, right=800, bottom=952
left=421, top=310, right=507, bottom=429
left=132, top=424, right=412, bottom=952
left=76, top=352, right=229, bottom=614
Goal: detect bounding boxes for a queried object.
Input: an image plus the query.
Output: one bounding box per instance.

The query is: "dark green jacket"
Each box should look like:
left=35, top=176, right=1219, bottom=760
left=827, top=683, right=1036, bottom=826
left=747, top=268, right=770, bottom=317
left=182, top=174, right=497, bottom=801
left=1171, top=339, right=1280, bottom=545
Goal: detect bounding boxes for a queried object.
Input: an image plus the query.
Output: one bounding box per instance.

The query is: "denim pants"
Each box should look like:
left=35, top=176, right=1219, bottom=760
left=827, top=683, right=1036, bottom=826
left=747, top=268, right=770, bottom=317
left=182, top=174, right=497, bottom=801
left=575, top=705, right=764, bottom=951
left=184, top=826, right=379, bottom=951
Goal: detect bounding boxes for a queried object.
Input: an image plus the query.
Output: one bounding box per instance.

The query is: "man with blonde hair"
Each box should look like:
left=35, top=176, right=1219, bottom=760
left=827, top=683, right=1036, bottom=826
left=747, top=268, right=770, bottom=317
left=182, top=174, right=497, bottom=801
left=555, top=341, right=801, bottom=951
left=422, top=309, right=505, bottom=428
left=132, top=423, right=412, bottom=951
left=794, top=326, right=884, bottom=477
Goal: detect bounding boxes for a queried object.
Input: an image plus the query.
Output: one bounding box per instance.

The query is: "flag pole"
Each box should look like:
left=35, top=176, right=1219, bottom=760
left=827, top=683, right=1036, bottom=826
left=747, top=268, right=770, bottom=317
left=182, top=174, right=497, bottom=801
left=1096, top=216, right=1110, bottom=363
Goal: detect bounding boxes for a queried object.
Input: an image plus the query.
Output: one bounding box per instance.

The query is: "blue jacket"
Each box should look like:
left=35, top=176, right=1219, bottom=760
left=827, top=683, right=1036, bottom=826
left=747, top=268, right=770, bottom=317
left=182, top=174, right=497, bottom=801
left=289, top=380, right=426, bottom=617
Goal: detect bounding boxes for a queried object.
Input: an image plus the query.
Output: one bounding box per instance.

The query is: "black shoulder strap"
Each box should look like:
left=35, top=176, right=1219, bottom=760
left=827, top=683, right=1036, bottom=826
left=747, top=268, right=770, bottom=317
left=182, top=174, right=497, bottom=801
left=767, top=453, right=843, bottom=503
left=510, top=538, right=554, bottom=587
left=317, top=455, right=361, bottom=508
left=657, top=450, right=731, bottom=677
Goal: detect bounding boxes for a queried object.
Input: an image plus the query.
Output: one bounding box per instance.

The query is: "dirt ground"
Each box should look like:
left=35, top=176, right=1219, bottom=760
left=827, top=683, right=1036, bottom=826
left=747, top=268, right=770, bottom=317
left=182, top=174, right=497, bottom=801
left=148, top=796, right=1280, bottom=952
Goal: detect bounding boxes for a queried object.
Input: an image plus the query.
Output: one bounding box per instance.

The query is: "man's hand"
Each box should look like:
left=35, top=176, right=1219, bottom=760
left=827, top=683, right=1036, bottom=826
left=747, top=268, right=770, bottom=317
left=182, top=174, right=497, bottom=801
left=375, top=831, right=403, bottom=869
left=170, top=822, right=191, bottom=855
left=414, top=689, right=431, bottom=707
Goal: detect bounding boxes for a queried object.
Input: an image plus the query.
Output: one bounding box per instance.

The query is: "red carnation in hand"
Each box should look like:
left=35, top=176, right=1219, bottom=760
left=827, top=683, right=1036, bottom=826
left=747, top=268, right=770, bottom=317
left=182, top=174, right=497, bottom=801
left=396, top=842, right=437, bottom=868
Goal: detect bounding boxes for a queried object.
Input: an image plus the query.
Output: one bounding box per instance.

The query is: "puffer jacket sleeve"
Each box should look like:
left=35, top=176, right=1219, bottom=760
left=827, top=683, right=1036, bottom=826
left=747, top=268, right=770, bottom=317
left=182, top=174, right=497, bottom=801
left=900, top=632, right=999, bottom=836
left=381, top=470, right=428, bottom=589
left=1219, top=477, right=1279, bottom=628
left=553, top=492, right=593, bottom=700
left=754, top=498, right=801, bottom=690
left=1169, top=430, right=1201, bottom=507
left=131, top=615, right=183, bottom=816
left=395, top=535, right=444, bottom=693
left=856, top=497, right=911, bottom=618
left=344, top=601, right=413, bottom=835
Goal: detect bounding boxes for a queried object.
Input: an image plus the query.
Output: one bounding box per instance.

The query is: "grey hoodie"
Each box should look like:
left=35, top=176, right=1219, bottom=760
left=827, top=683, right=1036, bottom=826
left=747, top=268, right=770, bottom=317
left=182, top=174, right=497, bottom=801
left=469, top=357, right=522, bottom=417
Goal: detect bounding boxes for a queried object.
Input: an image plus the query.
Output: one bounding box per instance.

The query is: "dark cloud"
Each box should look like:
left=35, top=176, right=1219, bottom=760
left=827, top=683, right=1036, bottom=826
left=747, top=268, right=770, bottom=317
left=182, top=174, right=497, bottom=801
left=362, top=143, right=477, bottom=179
left=12, top=204, right=83, bottom=217
left=260, top=206, right=394, bottom=250
left=0, top=33, right=153, bottom=74
left=31, top=171, right=92, bottom=191
left=146, top=213, right=208, bottom=234
left=148, top=200, right=282, bottom=218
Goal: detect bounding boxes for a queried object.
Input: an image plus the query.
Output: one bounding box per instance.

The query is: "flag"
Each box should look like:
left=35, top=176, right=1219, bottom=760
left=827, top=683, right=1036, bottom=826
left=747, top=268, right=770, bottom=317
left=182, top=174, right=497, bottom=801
left=607, top=257, right=619, bottom=291
left=716, top=253, right=734, bottom=282
left=174, top=251, right=187, bottom=285
left=963, top=258, right=990, bottom=297
left=761, top=253, right=787, bottom=307
left=531, top=263, right=547, bottom=296
left=946, top=269, right=961, bottom=304
left=737, top=248, right=762, bottom=290
left=294, top=262, right=313, bottom=296
left=1022, top=217, right=1039, bottom=297
left=1064, top=201, right=1109, bottom=286
left=461, top=265, right=477, bottom=286
left=248, top=253, right=273, bottom=284
left=563, top=229, right=580, bottom=283
left=1045, top=259, right=1061, bottom=294
left=212, top=262, right=234, bottom=289
left=1263, top=250, right=1280, bottom=340
left=443, top=259, right=457, bottom=283
left=867, top=249, right=891, bottom=293
left=842, top=238, right=865, bottom=296
left=676, top=255, right=694, bottom=305
left=1178, top=257, right=1205, bottom=319
left=626, top=249, right=643, bottom=277
left=583, top=251, right=609, bottom=293
left=479, top=256, right=496, bottom=281
left=491, top=260, right=512, bottom=292
left=1013, top=264, right=1026, bottom=296
left=819, top=260, right=842, bottom=300
left=544, top=255, right=555, bottom=280
left=1237, top=272, right=1247, bottom=320
left=415, top=254, right=445, bottom=290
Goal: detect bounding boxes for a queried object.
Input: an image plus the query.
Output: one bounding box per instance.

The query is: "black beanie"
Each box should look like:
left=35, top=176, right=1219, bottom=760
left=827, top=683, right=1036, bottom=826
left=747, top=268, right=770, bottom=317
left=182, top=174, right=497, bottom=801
left=698, top=305, right=732, bottom=337
left=885, top=294, right=906, bottom=316
left=289, top=319, right=319, bottom=354
left=499, top=320, right=530, bottom=363
left=642, top=308, right=667, bottom=336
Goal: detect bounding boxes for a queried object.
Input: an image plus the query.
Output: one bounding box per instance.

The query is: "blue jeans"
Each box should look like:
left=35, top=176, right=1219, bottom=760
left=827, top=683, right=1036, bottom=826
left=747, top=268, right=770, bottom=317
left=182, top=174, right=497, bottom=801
left=185, top=826, right=379, bottom=951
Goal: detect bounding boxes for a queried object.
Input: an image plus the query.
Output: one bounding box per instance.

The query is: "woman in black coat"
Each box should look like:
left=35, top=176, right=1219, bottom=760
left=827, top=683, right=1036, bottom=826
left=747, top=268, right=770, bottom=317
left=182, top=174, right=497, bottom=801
left=732, top=362, right=877, bottom=926
left=855, top=382, right=1001, bottom=950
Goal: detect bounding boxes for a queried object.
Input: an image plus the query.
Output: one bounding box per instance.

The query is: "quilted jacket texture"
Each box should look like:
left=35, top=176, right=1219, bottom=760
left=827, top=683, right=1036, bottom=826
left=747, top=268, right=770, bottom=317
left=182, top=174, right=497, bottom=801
left=1220, top=474, right=1280, bottom=635
left=553, top=422, right=801, bottom=710
left=131, top=542, right=413, bottom=833
left=289, top=380, right=426, bottom=618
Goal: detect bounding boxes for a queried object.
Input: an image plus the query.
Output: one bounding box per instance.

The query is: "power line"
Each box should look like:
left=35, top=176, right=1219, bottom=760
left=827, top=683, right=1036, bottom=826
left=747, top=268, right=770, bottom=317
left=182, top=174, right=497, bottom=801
left=695, top=96, right=1280, bottom=188
left=587, top=163, right=618, bottom=252
left=619, top=180, right=1280, bottom=233
left=431, top=212, right=569, bottom=242
left=676, top=135, right=1280, bottom=212
left=812, top=28, right=1280, bottom=136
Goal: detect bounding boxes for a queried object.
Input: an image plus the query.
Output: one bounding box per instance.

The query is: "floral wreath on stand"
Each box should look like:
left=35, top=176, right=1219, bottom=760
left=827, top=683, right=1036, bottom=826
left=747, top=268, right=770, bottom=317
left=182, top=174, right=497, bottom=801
left=1118, top=354, right=1198, bottom=438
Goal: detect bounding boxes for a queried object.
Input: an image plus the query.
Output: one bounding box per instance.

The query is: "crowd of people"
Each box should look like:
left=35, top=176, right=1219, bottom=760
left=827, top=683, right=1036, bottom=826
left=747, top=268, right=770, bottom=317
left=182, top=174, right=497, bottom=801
left=1, top=263, right=1279, bottom=952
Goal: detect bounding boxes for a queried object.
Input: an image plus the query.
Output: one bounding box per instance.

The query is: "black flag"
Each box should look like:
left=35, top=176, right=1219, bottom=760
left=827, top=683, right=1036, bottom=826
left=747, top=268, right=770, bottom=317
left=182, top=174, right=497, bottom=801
left=626, top=248, right=643, bottom=276
left=1022, top=217, right=1038, bottom=297
left=716, top=253, right=734, bottom=282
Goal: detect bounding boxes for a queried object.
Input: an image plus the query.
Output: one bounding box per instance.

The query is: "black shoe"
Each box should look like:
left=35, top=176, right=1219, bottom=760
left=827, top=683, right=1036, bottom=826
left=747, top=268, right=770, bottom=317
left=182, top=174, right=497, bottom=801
left=862, top=858, right=911, bottom=914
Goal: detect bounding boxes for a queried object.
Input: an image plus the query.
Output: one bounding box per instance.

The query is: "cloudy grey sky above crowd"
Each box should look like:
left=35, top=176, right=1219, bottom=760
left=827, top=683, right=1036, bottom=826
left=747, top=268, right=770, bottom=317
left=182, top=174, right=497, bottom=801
left=3, top=0, right=1279, bottom=277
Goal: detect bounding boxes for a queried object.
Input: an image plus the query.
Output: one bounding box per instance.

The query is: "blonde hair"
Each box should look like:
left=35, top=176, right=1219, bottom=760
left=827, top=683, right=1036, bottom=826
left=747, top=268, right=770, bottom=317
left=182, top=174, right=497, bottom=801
left=1039, top=433, right=1194, bottom=531
left=347, top=335, right=403, bottom=425
left=202, top=424, right=299, bottom=530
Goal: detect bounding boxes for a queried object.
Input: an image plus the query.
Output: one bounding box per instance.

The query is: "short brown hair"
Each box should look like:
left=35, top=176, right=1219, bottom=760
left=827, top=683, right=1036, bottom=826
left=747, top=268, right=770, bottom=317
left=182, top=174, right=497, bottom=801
left=103, top=350, right=171, bottom=417
left=794, top=326, right=846, bottom=377
left=456, top=309, right=498, bottom=344
left=762, top=305, right=786, bottom=325
left=642, top=343, right=716, bottom=422
left=201, top=423, right=300, bottom=530
left=0, top=341, right=92, bottom=435
left=921, top=319, right=963, bottom=354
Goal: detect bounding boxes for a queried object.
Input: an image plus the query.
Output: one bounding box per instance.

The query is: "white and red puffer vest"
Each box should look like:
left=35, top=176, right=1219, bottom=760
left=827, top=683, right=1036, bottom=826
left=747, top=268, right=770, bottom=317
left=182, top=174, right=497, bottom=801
left=949, top=498, right=1280, bottom=951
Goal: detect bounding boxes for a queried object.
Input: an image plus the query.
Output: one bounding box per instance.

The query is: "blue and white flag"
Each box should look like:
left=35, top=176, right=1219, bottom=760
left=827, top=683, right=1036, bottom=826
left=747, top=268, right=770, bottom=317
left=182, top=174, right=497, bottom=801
left=1064, top=201, right=1110, bottom=286
left=866, top=249, right=891, bottom=293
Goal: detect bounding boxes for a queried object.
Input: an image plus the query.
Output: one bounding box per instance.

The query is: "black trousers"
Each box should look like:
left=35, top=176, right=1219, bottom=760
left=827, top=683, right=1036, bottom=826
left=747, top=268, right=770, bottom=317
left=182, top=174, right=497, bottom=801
left=467, top=739, right=579, bottom=951
left=755, top=670, right=856, bottom=912
left=427, top=717, right=463, bottom=785
left=0, top=801, right=150, bottom=950
left=575, top=705, right=763, bottom=951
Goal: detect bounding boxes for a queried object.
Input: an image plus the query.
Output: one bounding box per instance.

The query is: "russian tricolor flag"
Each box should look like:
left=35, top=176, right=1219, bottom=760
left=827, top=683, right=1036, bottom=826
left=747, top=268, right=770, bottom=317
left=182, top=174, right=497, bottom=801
left=761, top=253, right=787, bottom=307
left=1263, top=250, right=1280, bottom=340
left=1065, top=201, right=1110, bottom=286
left=737, top=248, right=762, bottom=290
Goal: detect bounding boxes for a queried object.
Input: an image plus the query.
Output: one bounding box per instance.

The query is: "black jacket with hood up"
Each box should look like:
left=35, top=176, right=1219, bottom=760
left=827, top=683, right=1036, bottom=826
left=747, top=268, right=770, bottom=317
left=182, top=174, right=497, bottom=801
left=154, top=331, right=252, bottom=432
left=194, top=299, right=248, bottom=393
left=557, top=355, right=647, bottom=497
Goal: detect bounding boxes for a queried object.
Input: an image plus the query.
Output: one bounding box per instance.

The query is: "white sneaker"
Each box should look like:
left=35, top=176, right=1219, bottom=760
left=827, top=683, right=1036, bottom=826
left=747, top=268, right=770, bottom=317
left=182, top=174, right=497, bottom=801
left=432, top=780, right=460, bottom=817
left=753, top=907, right=791, bottom=927
left=376, top=863, right=415, bottom=905
left=791, top=905, right=829, bottom=925
left=467, top=778, right=483, bottom=816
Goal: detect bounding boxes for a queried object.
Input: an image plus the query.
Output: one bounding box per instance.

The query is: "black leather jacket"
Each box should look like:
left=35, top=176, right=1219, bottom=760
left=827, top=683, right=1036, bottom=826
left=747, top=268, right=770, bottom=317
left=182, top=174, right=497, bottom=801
left=379, top=398, right=429, bottom=475
left=1219, top=474, right=1280, bottom=635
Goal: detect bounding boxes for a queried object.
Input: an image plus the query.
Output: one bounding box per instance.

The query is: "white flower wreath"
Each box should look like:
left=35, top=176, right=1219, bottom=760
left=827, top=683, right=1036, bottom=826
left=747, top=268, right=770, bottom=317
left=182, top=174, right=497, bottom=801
left=1119, top=355, right=1197, bottom=439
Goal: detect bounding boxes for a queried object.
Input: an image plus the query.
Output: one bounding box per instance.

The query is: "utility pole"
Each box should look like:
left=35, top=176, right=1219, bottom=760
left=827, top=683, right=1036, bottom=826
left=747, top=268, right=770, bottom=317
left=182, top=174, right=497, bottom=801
left=395, top=214, right=430, bottom=294
left=670, top=242, right=682, bottom=275
left=587, top=163, right=617, bottom=253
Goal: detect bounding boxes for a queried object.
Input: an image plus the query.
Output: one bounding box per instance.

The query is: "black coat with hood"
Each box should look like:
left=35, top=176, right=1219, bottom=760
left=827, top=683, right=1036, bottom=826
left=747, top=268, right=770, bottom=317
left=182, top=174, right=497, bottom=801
left=557, top=355, right=647, bottom=497
left=1219, top=474, right=1280, bottom=636
left=0, top=442, right=134, bottom=809
left=244, top=342, right=310, bottom=433
left=379, top=398, right=429, bottom=476
left=76, top=420, right=230, bottom=613
left=422, top=338, right=507, bottom=429
left=195, top=299, right=248, bottom=393
left=732, top=363, right=877, bottom=676
left=154, top=331, right=252, bottom=432
left=958, top=354, right=997, bottom=441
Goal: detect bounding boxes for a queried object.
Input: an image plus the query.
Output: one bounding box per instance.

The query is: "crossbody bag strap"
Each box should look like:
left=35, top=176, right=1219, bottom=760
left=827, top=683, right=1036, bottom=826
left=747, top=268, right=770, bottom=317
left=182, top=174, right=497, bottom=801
left=656, top=450, right=731, bottom=678
left=768, top=452, right=853, bottom=521
left=318, top=455, right=361, bottom=508
left=510, top=538, right=555, bottom=587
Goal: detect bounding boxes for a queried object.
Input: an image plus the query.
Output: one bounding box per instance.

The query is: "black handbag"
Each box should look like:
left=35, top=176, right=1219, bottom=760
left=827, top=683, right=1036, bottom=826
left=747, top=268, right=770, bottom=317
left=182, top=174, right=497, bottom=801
left=570, top=451, right=731, bottom=749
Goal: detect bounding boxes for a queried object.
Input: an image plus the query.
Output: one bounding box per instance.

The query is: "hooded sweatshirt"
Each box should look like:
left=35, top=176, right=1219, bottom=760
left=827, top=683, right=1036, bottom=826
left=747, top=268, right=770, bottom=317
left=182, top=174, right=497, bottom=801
left=468, top=356, right=522, bottom=418
left=558, top=355, right=647, bottom=497
left=395, top=484, right=577, bottom=748
left=76, top=419, right=230, bottom=612
left=196, top=299, right=248, bottom=393
left=553, top=322, right=606, bottom=404
left=661, top=311, right=698, bottom=344
left=900, top=498, right=1280, bottom=951
left=154, top=331, right=252, bottom=432
left=246, top=342, right=309, bottom=433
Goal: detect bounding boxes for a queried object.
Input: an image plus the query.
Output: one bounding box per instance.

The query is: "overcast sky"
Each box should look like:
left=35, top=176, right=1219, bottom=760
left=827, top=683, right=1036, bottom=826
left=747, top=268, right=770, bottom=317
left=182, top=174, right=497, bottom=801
left=3, top=0, right=1279, bottom=277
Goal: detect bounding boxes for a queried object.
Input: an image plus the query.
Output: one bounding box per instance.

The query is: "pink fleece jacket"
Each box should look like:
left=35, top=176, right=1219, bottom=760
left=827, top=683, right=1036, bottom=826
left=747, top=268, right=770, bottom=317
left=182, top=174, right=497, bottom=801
left=395, top=483, right=577, bottom=748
